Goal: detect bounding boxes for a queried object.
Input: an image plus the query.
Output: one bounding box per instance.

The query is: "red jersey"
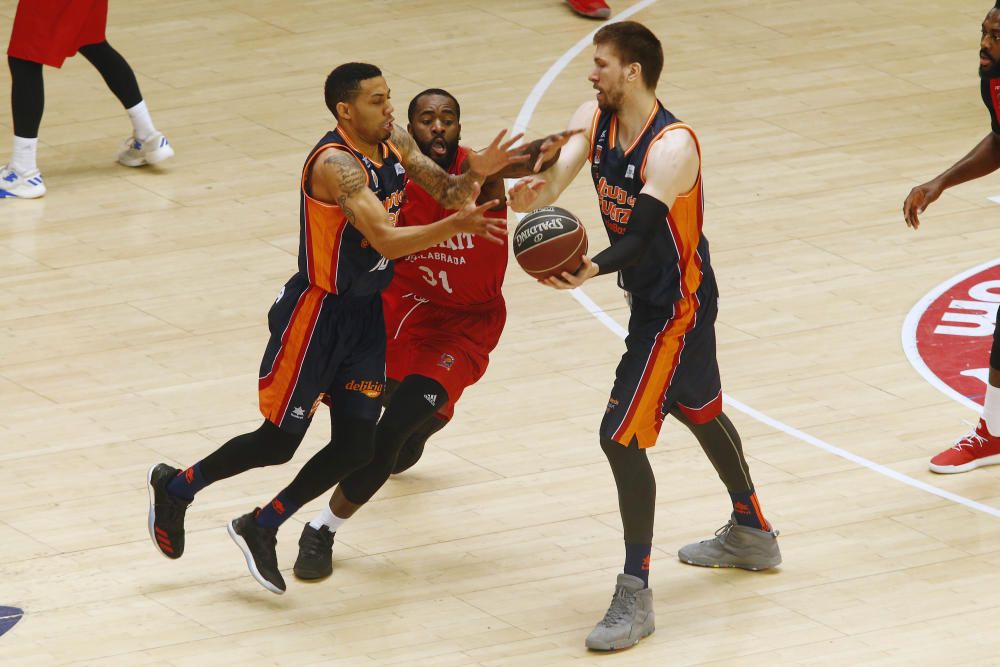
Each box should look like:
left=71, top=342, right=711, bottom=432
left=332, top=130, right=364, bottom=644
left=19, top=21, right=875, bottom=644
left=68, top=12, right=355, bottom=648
left=390, top=146, right=507, bottom=306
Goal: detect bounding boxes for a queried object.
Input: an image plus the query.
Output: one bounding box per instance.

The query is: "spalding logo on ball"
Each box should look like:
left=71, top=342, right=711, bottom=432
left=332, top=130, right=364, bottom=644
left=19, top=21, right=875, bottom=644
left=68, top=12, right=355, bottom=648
left=513, top=206, right=588, bottom=280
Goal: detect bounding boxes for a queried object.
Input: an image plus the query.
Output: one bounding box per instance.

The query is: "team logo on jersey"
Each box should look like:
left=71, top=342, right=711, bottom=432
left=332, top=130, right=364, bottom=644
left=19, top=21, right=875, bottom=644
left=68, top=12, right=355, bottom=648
left=395, top=162, right=406, bottom=175
left=594, top=144, right=603, bottom=165
left=274, top=285, right=285, bottom=304
left=625, top=164, right=635, bottom=180
left=370, top=169, right=379, bottom=188
left=437, top=353, right=456, bottom=370
left=345, top=379, right=384, bottom=399
left=903, top=260, right=1000, bottom=410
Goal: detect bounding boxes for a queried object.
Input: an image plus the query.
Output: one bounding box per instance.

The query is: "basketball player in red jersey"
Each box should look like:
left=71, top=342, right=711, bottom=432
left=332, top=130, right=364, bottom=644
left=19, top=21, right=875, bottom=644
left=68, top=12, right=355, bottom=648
left=2, top=0, right=173, bottom=198
left=509, top=22, right=781, bottom=650
left=147, top=63, right=527, bottom=595
left=292, top=89, right=580, bottom=580
left=904, top=2, right=1000, bottom=475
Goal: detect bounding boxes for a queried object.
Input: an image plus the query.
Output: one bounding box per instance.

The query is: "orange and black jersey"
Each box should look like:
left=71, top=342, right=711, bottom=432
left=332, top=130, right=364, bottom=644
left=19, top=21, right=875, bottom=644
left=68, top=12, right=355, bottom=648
left=588, top=100, right=713, bottom=307
left=981, top=76, right=1000, bottom=134
left=297, top=128, right=407, bottom=296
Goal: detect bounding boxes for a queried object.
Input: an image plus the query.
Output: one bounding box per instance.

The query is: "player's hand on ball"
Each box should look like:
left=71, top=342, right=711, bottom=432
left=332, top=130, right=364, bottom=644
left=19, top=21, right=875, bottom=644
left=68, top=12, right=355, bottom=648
left=451, top=183, right=506, bottom=244
left=540, top=255, right=599, bottom=290
left=508, top=176, right=546, bottom=212
left=903, top=180, right=943, bottom=230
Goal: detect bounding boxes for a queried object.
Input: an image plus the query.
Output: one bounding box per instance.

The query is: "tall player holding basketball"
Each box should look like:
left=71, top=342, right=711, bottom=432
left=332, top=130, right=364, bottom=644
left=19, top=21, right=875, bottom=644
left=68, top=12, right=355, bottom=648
left=904, top=2, right=1000, bottom=475
left=293, top=89, right=578, bottom=579
left=146, top=63, right=525, bottom=595
left=509, top=22, right=781, bottom=651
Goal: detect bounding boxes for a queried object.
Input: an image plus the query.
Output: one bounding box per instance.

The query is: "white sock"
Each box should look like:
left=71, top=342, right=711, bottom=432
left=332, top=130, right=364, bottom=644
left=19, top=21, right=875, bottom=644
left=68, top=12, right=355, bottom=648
left=308, top=504, right=348, bottom=533
left=126, top=100, right=158, bottom=142
left=983, top=383, right=1000, bottom=435
left=10, top=136, right=38, bottom=173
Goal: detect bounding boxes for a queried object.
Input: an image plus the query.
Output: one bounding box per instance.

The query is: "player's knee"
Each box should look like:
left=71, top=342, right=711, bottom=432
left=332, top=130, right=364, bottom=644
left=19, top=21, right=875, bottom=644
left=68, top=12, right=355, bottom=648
left=333, top=416, right=378, bottom=470
left=258, top=420, right=303, bottom=465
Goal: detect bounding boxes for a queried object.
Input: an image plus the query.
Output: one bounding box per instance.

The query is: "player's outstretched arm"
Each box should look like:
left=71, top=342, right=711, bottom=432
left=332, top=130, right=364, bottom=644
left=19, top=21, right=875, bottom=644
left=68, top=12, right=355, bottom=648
left=391, top=125, right=526, bottom=209
left=311, top=149, right=505, bottom=259
left=539, top=129, right=698, bottom=291
left=508, top=101, right=595, bottom=212
left=904, top=132, right=1000, bottom=229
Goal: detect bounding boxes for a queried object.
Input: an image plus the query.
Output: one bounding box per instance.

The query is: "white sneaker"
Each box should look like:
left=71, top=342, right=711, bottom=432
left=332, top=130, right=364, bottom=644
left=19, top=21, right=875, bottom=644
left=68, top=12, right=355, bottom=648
left=117, top=132, right=174, bottom=167
left=0, top=164, right=46, bottom=199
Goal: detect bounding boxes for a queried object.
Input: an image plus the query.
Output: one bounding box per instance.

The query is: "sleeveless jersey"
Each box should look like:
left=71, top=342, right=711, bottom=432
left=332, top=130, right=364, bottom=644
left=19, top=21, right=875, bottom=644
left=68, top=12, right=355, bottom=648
left=390, top=146, right=508, bottom=307
left=297, top=127, right=407, bottom=296
left=589, top=100, right=713, bottom=306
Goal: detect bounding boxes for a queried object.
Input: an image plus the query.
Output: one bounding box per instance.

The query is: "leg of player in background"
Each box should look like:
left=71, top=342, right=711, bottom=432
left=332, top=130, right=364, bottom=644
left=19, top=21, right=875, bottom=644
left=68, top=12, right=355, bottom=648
left=671, top=408, right=781, bottom=570
left=292, top=374, right=449, bottom=580
left=1, top=56, right=46, bottom=198
left=929, top=322, right=1000, bottom=472
left=77, top=40, right=174, bottom=167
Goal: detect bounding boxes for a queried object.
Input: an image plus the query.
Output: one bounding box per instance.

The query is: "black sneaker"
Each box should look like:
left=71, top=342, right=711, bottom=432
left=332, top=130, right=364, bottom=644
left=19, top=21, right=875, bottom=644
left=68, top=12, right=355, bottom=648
left=147, top=463, right=191, bottom=559
left=293, top=524, right=335, bottom=580
left=227, top=510, right=286, bottom=594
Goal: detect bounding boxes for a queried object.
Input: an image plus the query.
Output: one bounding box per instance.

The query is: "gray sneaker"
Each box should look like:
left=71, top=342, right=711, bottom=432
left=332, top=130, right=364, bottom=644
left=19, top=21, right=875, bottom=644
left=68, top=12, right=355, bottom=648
left=678, top=515, right=781, bottom=570
left=585, top=573, right=655, bottom=651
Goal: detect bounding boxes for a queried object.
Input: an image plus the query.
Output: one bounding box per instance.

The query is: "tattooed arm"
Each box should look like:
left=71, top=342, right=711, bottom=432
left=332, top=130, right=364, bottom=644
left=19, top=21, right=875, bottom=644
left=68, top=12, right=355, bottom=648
left=309, top=147, right=507, bottom=259
left=391, top=124, right=526, bottom=209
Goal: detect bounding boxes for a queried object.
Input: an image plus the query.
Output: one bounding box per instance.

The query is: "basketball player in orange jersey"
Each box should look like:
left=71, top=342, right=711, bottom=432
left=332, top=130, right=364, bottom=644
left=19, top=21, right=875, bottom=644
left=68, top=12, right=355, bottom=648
left=146, top=63, right=528, bottom=595
left=292, top=88, right=580, bottom=580
left=904, top=2, right=1000, bottom=475
left=508, top=22, right=781, bottom=651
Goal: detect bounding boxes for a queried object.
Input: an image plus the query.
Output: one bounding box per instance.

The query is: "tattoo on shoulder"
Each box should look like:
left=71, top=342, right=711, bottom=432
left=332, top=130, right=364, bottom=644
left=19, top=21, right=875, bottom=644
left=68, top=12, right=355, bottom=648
left=322, top=150, right=367, bottom=226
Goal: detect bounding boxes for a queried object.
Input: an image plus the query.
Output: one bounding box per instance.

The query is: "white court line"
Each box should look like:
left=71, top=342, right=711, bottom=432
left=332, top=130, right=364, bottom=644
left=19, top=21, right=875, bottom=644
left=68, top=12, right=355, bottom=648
left=511, top=0, right=1000, bottom=518
left=901, top=257, right=1000, bottom=413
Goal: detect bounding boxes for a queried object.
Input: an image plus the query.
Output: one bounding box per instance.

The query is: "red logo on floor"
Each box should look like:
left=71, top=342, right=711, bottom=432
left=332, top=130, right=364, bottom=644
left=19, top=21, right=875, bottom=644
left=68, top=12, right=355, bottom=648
left=906, top=261, right=1000, bottom=407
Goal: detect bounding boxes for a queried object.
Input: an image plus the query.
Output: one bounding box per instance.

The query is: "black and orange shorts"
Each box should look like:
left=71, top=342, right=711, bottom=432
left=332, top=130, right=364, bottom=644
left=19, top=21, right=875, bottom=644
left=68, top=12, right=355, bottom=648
left=257, top=274, right=386, bottom=434
left=601, top=281, right=723, bottom=448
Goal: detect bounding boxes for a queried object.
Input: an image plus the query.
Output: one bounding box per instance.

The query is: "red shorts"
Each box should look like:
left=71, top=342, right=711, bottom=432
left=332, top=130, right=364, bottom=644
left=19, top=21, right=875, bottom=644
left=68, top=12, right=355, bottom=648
left=8, top=0, right=108, bottom=67
left=383, top=289, right=506, bottom=420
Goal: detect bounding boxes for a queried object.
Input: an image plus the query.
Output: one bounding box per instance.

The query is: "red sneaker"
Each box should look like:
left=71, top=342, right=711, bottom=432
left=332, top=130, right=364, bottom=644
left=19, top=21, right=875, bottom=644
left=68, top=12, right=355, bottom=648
left=567, top=0, right=611, bottom=19
left=929, top=419, right=1000, bottom=474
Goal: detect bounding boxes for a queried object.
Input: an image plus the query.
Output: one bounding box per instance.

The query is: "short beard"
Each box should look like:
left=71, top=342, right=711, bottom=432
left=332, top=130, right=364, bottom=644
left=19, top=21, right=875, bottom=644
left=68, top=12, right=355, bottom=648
left=597, top=89, right=624, bottom=113
left=416, top=138, right=458, bottom=169
left=981, top=52, right=1000, bottom=79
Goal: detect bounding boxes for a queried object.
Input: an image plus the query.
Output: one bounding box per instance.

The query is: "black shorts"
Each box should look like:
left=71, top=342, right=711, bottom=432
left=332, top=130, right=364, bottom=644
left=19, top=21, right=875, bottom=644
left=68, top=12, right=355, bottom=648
left=258, top=274, right=386, bottom=434
left=600, top=282, right=723, bottom=448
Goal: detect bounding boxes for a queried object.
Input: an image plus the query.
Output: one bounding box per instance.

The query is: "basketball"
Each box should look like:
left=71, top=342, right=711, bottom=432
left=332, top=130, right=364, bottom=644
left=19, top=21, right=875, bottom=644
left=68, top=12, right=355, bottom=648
left=512, top=206, right=588, bottom=280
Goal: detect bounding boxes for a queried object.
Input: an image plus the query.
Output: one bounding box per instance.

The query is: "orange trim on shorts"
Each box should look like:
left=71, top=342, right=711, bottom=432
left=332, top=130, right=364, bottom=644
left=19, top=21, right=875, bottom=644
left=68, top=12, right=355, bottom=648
left=612, top=295, right=700, bottom=448
left=258, top=286, right=325, bottom=426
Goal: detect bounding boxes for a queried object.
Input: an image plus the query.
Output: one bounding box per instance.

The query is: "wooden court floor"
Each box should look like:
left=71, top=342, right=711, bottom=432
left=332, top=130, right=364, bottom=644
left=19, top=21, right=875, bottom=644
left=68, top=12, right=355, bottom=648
left=3, top=1, right=1000, bottom=665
